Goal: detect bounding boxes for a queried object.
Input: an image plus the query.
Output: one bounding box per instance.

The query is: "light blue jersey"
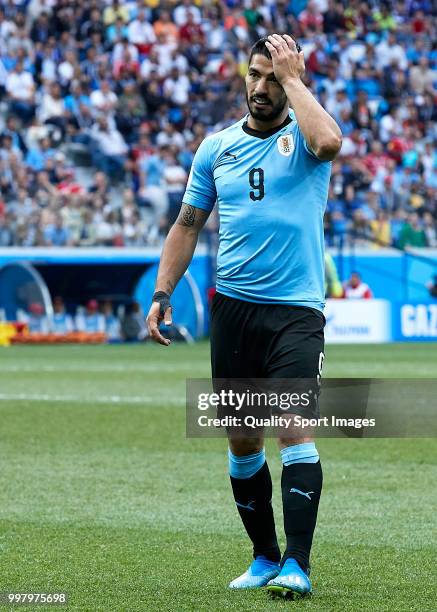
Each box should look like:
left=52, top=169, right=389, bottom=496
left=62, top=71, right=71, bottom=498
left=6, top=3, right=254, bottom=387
left=182, top=111, right=331, bottom=311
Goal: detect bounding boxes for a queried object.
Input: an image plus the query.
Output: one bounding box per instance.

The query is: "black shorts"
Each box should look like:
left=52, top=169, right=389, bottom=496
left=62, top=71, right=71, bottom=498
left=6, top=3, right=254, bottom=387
left=210, top=292, right=325, bottom=380
left=210, top=292, right=326, bottom=426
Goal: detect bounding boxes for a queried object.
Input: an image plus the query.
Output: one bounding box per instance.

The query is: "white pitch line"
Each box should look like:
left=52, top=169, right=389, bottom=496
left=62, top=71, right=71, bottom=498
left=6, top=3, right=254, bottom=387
left=0, top=393, right=185, bottom=405
left=0, top=363, right=202, bottom=373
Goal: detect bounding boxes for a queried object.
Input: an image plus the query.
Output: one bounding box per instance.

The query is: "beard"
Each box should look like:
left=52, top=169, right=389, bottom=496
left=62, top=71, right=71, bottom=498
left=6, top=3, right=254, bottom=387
left=245, top=90, right=287, bottom=123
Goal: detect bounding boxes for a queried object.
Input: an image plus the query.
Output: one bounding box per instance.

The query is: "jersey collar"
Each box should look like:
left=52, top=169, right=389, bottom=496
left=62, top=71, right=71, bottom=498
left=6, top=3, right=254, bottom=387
left=242, top=113, right=292, bottom=140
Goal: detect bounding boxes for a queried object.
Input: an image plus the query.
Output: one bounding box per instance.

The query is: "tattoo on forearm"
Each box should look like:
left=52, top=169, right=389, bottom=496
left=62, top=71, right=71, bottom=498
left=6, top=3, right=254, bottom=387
left=177, top=204, right=196, bottom=227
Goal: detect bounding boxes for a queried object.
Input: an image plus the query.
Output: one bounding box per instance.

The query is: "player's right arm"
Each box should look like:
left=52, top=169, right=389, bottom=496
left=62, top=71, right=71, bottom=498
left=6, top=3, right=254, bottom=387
left=147, top=204, right=210, bottom=345
left=147, top=135, right=217, bottom=346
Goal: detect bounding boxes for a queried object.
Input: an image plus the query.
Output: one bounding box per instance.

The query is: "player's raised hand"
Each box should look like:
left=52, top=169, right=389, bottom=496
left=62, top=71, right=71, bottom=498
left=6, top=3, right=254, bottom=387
left=265, top=34, right=305, bottom=85
left=146, top=292, right=172, bottom=346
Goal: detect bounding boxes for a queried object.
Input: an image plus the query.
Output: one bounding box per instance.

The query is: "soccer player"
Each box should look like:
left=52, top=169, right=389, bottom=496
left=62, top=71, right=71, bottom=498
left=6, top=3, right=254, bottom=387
left=147, top=34, right=342, bottom=599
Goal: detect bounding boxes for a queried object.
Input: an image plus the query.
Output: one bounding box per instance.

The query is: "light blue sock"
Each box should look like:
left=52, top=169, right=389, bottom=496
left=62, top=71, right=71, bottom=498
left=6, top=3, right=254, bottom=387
left=228, top=448, right=266, bottom=479
left=280, top=442, right=319, bottom=466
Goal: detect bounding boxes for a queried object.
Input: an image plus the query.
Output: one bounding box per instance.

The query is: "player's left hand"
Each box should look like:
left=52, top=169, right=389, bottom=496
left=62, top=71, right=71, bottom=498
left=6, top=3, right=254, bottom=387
left=146, top=291, right=173, bottom=346
left=265, top=34, right=305, bottom=85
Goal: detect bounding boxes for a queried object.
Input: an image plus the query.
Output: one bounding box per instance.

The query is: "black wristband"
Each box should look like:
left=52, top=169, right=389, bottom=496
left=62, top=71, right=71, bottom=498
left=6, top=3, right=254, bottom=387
left=152, top=291, right=171, bottom=318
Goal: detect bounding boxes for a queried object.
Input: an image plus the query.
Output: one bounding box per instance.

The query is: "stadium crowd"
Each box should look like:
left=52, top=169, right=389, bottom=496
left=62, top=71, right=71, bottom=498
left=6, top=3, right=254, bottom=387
left=0, top=0, right=436, bottom=249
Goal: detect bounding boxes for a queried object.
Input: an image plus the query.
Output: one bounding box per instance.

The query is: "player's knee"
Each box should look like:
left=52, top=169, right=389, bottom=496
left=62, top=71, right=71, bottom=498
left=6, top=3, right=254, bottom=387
left=278, top=435, right=314, bottom=449
left=228, top=436, right=263, bottom=456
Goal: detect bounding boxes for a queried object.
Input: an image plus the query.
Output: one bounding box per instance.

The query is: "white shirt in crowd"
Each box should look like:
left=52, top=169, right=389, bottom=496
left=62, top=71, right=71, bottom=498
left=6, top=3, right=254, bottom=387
left=325, top=95, right=351, bottom=121
left=38, top=93, right=64, bottom=122
left=320, top=76, right=347, bottom=101
left=0, top=17, right=16, bottom=48
left=343, top=282, right=373, bottom=299
left=379, top=112, right=402, bottom=143
left=140, top=57, right=165, bottom=79
left=163, top=74, right=190, bottom=105
left=92, top=126, right=128, bottom=157
left=156, top=130, right=185, bottom=149
left=171, top=53, right=189, bottom=74
left=163, top=163, right=187, bottom=193
left=41, top=56, right=56, bottom=82
left=58, top=59, right=75, bottom=84
left=27, top=0, right=56, bottom=20
left=112, top=41, right=139, bottom=63
left=154, top=41, right=177, bottom=73
left=375, top=39, right=408, bottom=71
left=127, top=18, right=156, bottom=45
left=173, top=4, right=201, bottom=26
left=90, top=89, right=118, bottom=115
left=6, top=70, right=34, bottom=100
left=340, top=135, right=367, bottom=157
left=204, top=24, right=226, bottom=51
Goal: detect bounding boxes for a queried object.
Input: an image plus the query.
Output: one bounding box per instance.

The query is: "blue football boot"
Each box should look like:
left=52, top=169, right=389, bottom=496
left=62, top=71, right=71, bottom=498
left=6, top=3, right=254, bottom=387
left=266, top=558, right=312, bottom=599
left=229, top=556, right=280, bottom=589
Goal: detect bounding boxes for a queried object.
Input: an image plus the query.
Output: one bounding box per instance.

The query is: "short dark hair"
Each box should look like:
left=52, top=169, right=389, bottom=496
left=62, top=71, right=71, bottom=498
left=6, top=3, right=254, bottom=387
left=248, top=35, right=301, bottom=65
left=248, top=38, right=272, bottom=65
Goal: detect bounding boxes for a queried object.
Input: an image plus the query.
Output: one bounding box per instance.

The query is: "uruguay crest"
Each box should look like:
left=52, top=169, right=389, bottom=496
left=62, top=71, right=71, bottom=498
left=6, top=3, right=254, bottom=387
left=277, top=134, right=294, bottom=157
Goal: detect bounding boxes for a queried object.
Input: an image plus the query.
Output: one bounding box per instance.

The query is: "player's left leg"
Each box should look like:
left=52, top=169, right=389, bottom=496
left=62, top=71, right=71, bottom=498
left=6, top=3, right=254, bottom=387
left=266, top=437, right=322, bottom=599
left=263, top=305, right=325, bottom=598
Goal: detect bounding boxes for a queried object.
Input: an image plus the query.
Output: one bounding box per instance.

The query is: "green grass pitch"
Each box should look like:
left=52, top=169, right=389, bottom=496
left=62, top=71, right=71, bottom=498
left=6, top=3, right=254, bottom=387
left=0, top=343, right=436, bottom=611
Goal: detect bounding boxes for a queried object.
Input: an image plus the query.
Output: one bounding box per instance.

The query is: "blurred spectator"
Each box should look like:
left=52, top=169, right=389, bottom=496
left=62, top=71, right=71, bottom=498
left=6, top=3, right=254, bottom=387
left=44, top=213, right=70, bottom=246
left=128, top=9, right=156, bottom=51
left=179, top=11, right=204, bottom=44
left=103, top=1, right=129, bottom=27
left=78, top=209, right=97, bottom=246
left=163, top=67, right=190, bottom=106
left=51, top=295, right=73, bottom=334
left=370, top=210, right=391, bottom=247
left=102, top=300, right=121, bottom=341
left=90, top=80, right=118, bottom=118
left=409, top=57, right=437, bottom=96
left=398, top=212, right=427, bottom=248
left=25, top=137, right=55, bottom=172
left=75, top=299, right=105, bottom=333
left=174, top=1, right=201, bottom=27
left=38, top=82, right=65, bottom=134
left=162, top=149, right=187, bottom=227
left=375, top=32, right=407, bottom=72
left=121, top=300, right=146, bottom=341
left=91, top=117, right=128, bottom=182
left=138, top=144, right=168, bottom=222
left=299, top=1, right=324, bottom=34
left=18, top=302, right=49, bottom=333
left=343, top=272, right=374, bottom=299
left=427, top=275, right=437, bottom=299
left=154, top=10, right=179, bottom=45
left=0, top=214, right=14, bottom=246
left=423, top=211, right=437, bottom=247
left=6, top=60, right=35, bottom=123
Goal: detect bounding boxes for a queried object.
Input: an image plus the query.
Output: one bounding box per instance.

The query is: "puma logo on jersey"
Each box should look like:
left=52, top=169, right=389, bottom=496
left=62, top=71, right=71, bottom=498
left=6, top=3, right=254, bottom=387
left=213, top=150, right=238, bottom=172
